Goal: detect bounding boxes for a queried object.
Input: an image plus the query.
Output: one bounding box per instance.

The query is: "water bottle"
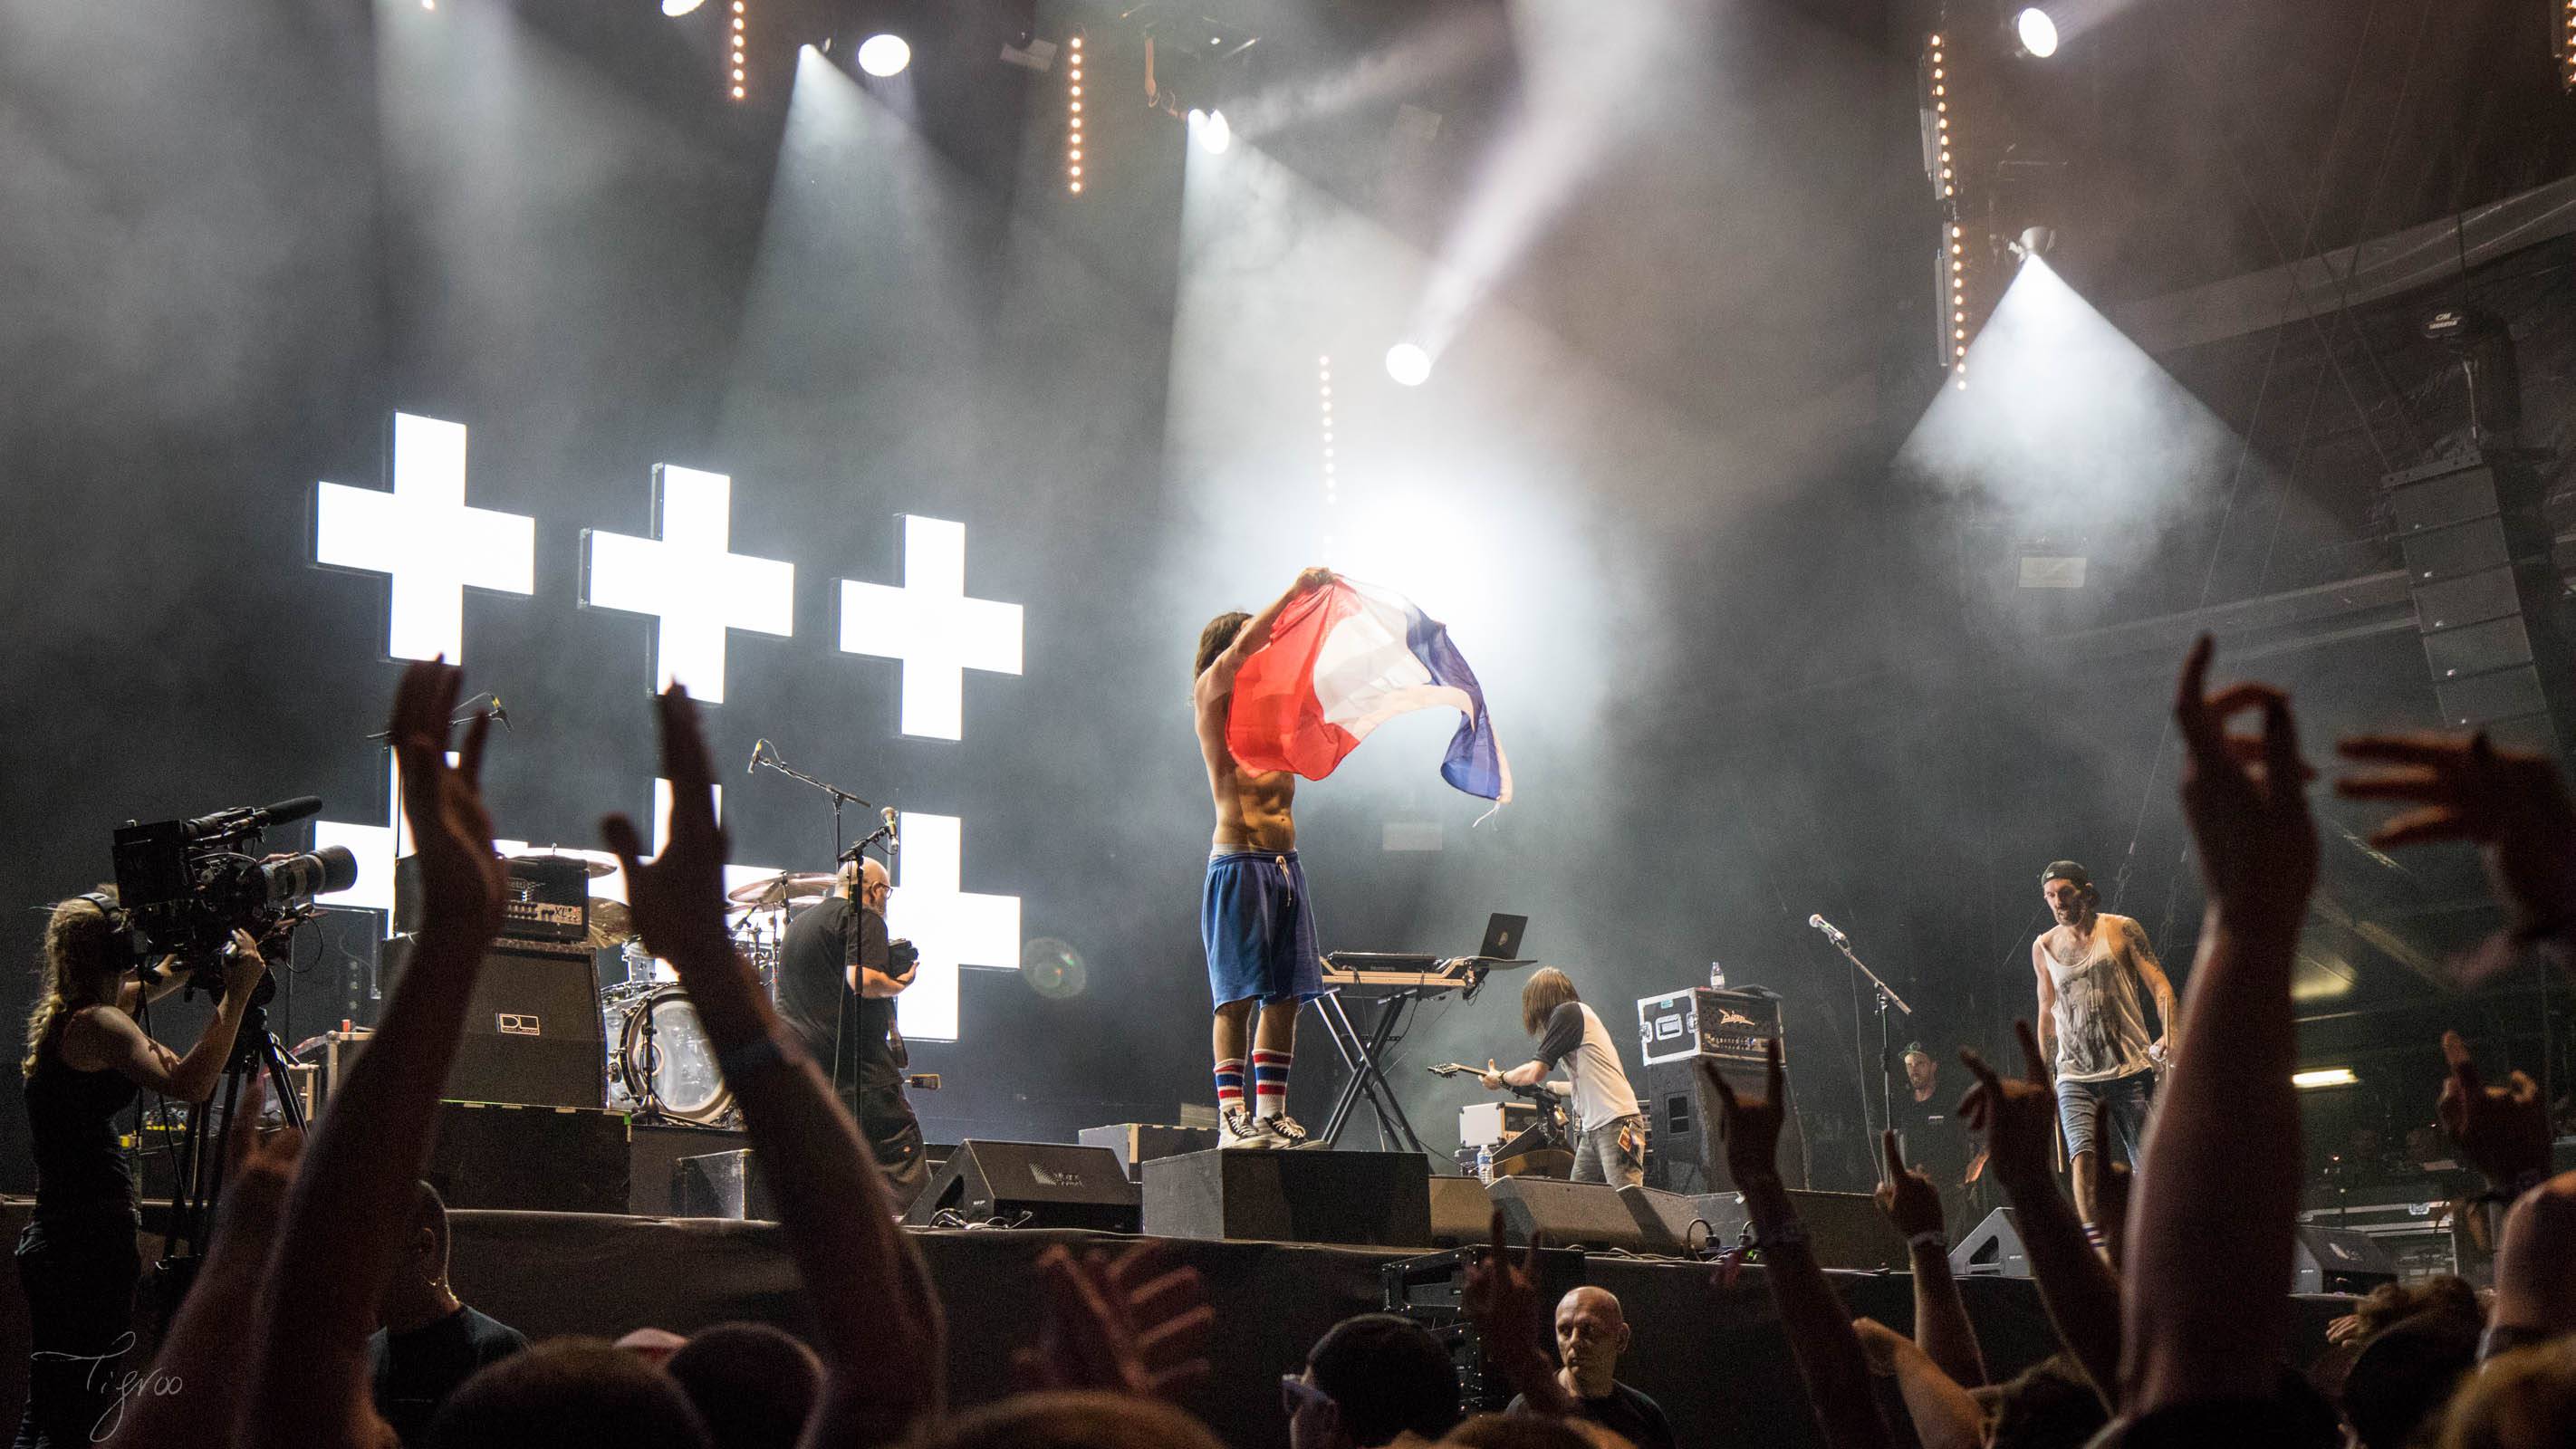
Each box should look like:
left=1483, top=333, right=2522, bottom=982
left=1476, top=1142, right=1495, bottom=1185
left=1708, top=960, right=1727, bottom=989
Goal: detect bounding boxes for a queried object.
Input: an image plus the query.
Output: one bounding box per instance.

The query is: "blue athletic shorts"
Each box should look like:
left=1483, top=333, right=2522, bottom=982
left=1201, top=850, right=1323, bottom=1010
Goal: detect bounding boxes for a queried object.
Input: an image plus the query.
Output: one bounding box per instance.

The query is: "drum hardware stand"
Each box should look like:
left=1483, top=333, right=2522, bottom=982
left=1817, top=928, right=1910, bottom=1145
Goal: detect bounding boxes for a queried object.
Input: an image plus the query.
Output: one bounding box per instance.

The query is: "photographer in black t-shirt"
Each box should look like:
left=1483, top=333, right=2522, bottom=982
left=777, top=858, right=927, bottom=1211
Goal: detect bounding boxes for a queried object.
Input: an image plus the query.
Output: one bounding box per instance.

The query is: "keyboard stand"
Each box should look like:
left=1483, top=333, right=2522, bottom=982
left=1316, top=985, right=1434, bottom=1155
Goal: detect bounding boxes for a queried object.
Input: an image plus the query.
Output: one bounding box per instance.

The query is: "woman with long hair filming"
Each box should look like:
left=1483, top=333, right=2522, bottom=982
left=15, top=895, right=262, bottom=1448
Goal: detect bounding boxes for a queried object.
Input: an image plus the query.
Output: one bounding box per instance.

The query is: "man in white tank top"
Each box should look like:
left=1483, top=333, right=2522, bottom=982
left=2033, top=859, right=2178, bottom=1233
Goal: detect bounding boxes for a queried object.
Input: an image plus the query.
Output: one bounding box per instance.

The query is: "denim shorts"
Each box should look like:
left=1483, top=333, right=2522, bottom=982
left=2057, top=1068, right=2155, bottom=1166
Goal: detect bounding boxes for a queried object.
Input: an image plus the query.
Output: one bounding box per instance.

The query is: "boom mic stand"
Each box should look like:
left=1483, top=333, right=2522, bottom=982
left=1820, top=928, right=1911, bottom=1149
left=747, top=739, right=878, bottom=867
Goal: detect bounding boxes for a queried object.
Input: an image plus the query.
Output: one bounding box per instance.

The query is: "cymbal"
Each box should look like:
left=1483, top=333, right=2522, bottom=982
left=726, top=871, right=837, bottom=908
left=509, top=849, right=615, bottom=879
left=584, top=898, right=636, bottom=950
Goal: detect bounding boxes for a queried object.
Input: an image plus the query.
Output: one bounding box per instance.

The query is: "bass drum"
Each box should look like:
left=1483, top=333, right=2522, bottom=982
left=615, top=987, right=735, bottom=1126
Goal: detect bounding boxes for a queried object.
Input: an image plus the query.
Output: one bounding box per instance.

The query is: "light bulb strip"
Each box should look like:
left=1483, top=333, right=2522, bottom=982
left=1319, top=355, right=1336, bottom=506
left=1066, top=34, right=1085, bottom=194
left=1930, top=31, right=1967, bottom=387
left=729, top=0, right=747, bottom=100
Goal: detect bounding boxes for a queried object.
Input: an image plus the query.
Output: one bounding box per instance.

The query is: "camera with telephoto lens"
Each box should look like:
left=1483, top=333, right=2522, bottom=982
left=109, top=796, right=359, bottom=962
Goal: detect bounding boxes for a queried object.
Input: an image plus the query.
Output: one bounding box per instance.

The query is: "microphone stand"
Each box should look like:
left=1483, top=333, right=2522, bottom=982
left=1822, top=932, right=1912, bottom=1150
left=749, top=741, right=876, bottom=867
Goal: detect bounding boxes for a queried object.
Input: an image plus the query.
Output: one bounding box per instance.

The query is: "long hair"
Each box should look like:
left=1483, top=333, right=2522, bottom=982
left=1520, top=967, right=1578, bottom=1038
left=25, top=895, right=123, bottom=1079
left=1195, top=612, right=1249, bottom=681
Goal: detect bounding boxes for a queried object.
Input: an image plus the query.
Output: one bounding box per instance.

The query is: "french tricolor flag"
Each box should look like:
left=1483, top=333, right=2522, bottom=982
left=1227, top=579, right=1512, bottom=811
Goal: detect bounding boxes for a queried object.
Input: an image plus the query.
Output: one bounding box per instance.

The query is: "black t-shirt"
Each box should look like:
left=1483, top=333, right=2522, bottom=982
left=368, top=1303, right=529, bottom=1445
left=1895, top=1083, right=1971, bottom=1195
left=1506, top=1381, right=1677, bottom=1449
left=778, top=895, right=891, bottom=1067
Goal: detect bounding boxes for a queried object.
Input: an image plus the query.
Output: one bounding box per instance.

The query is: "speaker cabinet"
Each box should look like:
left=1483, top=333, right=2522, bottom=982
left=1076, top=1123, right=1219, bottom=1181
left=1950, top=1207, right=2030, bottom=1277
left=1644, top=1057, right=1807, bottom=1192
left=398, top=940, right=603, bottom=1109
left=901, top=1141, right=1140, bottom=1232
left=2292, top=1224, right=2399, bottom=1294
left=673, top=1149, right=773, bottom=1221
left=1428, top=1175, right=1496, bottom=1247
left=1485, top=1178, right=1706, bottom=1252
left=420, top=1101, right=630, bottom=1214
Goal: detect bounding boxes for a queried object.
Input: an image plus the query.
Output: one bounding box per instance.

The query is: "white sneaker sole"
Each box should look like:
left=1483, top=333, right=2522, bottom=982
left=1219, top=1134, right=1277, bottom=1150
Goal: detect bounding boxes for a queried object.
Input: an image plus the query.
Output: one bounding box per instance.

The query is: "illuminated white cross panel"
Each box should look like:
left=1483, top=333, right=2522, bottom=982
left=838, top=516, right=1023, bottom=740
left=582, top=465, right=794, bottom=705
left=314, top=413, right=536, bottom=662
left=884, top=811, right=1020, bottom=1041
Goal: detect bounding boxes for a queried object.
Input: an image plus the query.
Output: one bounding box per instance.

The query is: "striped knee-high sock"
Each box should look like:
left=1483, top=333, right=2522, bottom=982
left=1252, top=1049, right=1293, bottom=1118
left=1215, top=1057, right=1246, bottom=1113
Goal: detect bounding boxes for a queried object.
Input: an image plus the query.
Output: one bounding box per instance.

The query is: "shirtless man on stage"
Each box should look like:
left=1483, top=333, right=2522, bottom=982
left=1194, top=566, right=1335, bottom=1149
left=2033, top=859, right=2178, bottom=1233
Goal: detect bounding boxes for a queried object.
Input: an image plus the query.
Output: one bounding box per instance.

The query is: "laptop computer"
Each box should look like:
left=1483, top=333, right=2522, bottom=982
left=1477, top=913, right=1529, bottom=963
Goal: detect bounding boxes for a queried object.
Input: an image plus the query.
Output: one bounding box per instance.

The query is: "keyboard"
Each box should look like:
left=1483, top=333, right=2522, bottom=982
left=1321, top=953, right=1533, bottom=993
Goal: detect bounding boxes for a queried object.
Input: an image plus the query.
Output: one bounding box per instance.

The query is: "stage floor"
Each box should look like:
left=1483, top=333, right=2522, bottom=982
left=0, top=1202, right=2354, bottom=1449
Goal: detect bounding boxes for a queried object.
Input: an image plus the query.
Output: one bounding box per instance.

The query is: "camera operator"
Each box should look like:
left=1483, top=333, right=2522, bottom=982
left=778, top=858, right=927, bottom=1212
left=15, top=894, right=264, bottom=1448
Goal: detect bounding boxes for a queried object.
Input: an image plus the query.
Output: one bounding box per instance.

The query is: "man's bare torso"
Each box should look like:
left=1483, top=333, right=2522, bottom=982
left=1196, top=679, right=1295, bottom=852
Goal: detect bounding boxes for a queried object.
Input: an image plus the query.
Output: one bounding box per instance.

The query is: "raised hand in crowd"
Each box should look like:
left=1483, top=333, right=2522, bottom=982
left=605, top=683, right=946, bottom=1447
left=2437, top=1029, right=2552, bottom=1200
left=1958, top=1022, right=2119, bottom=1406
left=2337, top=731, right=2576, bottom=971
left=1461, top=1212, right=1575, bottom=1416
left=1873, top=1129, right=1985, bottom=1388
left=2119, top=636, right=2316, bottom=1428
left=247, top=658, right=505, bottom=1449
left=1706, top=1040, right=1891, bottom=1449
left=1012, top=1243, right=1215, bottom=1401
left=101, top=1077, right=304, bottom=1449
left=2485, top=1170, right=2576, bottom=1359
left=1849, top=1318, right=1983, bottom=1449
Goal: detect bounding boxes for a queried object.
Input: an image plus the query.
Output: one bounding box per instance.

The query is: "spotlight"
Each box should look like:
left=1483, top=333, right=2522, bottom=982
left=1189, top=108, right=1232, bottom=155
left=2011, top=225, right=2058, bottom=258
left=2292, top=1068, right=2359, bottom=1089
left=2014, top=7, right=2059, bottom=58
left=856, top=33, right=910, bottom=77
left=1385, top=342, right=1431, bottom=387
left=661, top=0, right=705, bottom=14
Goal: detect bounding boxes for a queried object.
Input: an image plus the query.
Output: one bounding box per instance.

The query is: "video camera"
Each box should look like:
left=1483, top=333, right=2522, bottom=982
left=109, top=796, right=359, bottom=962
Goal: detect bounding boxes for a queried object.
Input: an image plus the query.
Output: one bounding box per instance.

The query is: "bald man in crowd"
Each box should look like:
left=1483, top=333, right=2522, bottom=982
left=1505, top=1286, right=1676, bottom=1449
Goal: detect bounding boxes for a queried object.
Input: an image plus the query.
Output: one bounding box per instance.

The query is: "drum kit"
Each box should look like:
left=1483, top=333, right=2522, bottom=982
left=518, top=849, right=842, bottom=1128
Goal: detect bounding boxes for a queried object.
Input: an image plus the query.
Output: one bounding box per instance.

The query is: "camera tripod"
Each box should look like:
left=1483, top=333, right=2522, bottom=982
left=152, top=959, right=308, bottom=1321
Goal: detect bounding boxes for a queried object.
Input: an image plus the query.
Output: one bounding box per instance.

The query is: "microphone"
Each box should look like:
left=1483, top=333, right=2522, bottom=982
left=746, top=739, right=767, bottom=775
left=880, top=806, right=899, bottom=854
left=1808, top=914, right=1850, bottom=947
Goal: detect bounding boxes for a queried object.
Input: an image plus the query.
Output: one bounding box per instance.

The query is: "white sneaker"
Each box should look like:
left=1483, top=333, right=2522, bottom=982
left=1220, top=1105, right=1275, bottom=1149
left=1261, top=1112, right=1317, bottom=1148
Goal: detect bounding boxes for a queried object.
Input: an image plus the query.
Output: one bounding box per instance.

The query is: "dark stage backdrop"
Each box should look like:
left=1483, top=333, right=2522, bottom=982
left=0, top=0, right=2489, bottom=1202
